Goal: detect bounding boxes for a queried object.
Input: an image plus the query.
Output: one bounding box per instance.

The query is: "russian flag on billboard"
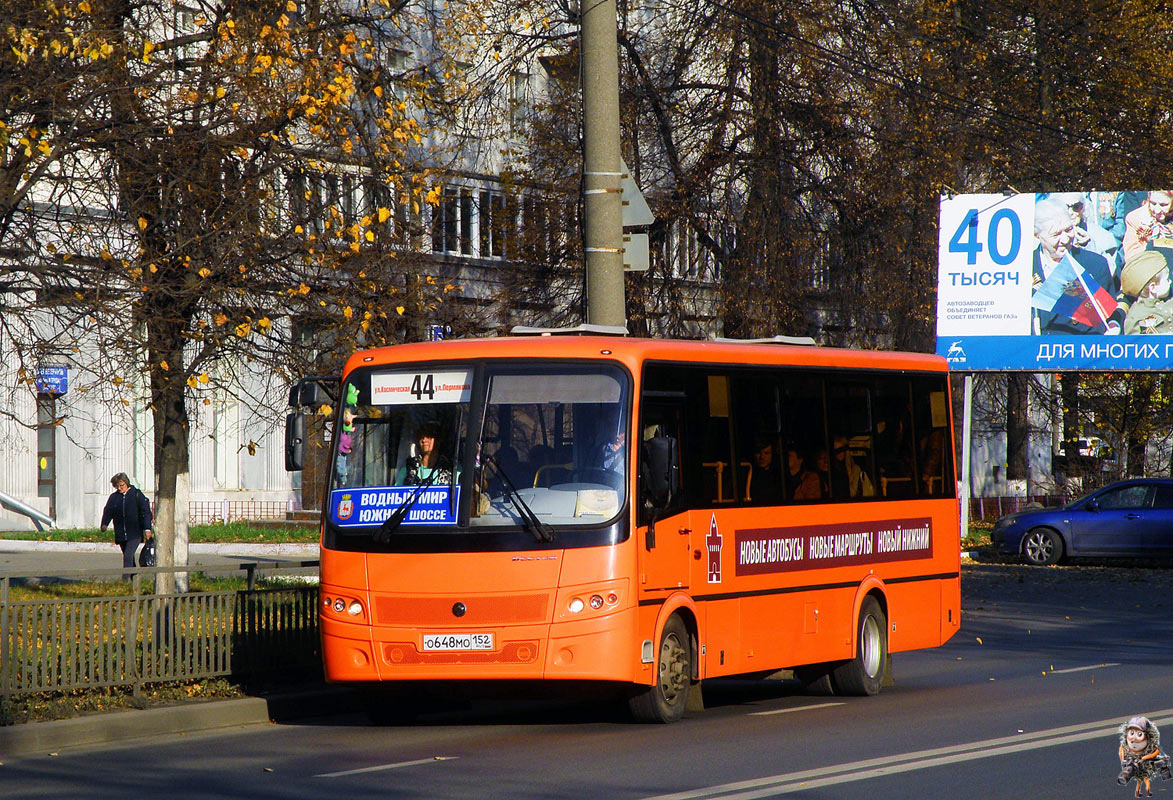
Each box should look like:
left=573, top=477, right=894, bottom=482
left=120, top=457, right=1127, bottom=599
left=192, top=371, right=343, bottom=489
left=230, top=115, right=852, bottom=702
left=1030, top=255, right=1118, bottom=330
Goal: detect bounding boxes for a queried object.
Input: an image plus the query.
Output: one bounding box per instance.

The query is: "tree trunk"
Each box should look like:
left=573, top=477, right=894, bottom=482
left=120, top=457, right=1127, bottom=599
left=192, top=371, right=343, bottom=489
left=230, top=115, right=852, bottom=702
left=150, top=333, right=191, bottom=595
left=1006, top=373, right=1029, bottom=493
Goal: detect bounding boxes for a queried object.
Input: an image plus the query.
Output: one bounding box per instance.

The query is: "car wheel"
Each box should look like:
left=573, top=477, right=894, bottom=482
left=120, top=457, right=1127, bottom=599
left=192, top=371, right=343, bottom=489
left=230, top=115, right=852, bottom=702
left=1022, top=528, right=1064, bottom=566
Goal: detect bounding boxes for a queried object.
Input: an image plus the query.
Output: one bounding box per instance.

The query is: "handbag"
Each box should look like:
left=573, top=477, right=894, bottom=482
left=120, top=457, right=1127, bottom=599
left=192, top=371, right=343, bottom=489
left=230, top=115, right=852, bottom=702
left=139, top=538, right=157, bottom=567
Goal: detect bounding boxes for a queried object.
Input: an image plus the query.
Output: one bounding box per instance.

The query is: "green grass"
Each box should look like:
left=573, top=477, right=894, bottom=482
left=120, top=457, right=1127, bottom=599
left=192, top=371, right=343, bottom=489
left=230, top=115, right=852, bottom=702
left=0, top=521, right=319, bottom=544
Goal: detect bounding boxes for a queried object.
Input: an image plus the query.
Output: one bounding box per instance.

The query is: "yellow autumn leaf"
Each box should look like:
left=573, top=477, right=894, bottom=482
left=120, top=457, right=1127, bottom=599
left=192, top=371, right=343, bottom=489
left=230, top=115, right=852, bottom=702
left=396, top=305, right=405, bottom=315
left=160, top=360, right=169, bottom=370
left=257, top=317, right=272, bottom=331
left=199, top=373, right=210, bottom=384
left=343, top=305, right=354, bottom=319
left=235, top=322, right=251, bottom=337
left=213, top=313, right=229, bottom=326
left=199, top=267, right=211, bottom=278
left=187, top=376, right=199, bottom=389
left=377, top=207, right=391, bottom=224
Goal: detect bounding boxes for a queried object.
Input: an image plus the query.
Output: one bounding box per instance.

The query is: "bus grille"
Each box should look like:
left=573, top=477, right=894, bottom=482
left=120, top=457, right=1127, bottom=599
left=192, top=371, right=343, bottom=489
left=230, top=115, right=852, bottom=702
left=374, top=594, right=550, bottom=625
left=384, top=641, right=540, bottom=664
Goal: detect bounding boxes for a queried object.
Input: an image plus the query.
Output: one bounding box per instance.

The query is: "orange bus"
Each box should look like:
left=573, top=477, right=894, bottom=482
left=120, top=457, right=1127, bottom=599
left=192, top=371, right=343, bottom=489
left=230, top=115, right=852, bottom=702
left=286, top=331, right=960, bottom=722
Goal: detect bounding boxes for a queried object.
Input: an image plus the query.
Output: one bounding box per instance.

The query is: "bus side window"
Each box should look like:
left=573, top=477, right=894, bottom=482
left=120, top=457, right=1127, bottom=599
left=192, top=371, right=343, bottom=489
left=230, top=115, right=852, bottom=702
left=781, top=374, right=828, bottom=502
left=731, top=373, right=783, bottom=505
left=826, top=381, right=876, bottom=500
left=874, top=378, right=916, bottom=499
left=637, top=400, right=685, bottom=522
left=913, top=377, right=954, bottom=497
left=701, top=374, right=737, bottom=505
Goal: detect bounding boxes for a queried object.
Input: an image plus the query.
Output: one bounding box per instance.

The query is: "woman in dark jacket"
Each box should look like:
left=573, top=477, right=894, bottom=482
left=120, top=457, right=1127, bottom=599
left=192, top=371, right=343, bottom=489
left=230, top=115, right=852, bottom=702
left=100, top=472, right=153, bottom=572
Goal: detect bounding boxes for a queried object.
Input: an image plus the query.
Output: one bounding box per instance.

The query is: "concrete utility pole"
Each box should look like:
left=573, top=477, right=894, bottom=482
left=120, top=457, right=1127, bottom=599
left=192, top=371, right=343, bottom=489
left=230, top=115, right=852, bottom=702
left=580, top=0, right=626, bottom=328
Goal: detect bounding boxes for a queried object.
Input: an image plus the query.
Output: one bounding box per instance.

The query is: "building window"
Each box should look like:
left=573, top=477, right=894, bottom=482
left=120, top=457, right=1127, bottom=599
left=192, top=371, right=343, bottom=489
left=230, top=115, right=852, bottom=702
left=431, top=187, right=460, bottom=254
left=480, top=190, right=512, bottom=258
left=510, top=72, right=530, bottom=135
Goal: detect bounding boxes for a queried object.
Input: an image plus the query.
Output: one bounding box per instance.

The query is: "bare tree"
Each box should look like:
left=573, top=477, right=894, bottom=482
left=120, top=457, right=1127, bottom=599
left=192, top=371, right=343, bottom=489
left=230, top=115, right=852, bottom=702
left=2, top=0, right=464, bottom=590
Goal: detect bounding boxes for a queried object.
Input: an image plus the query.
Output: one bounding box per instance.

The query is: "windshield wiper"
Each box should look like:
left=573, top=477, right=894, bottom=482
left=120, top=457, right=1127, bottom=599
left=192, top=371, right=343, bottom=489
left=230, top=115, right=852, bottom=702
left=486, top=455, right=554, bottom=543
left=376, top=472, right=438, bottom=542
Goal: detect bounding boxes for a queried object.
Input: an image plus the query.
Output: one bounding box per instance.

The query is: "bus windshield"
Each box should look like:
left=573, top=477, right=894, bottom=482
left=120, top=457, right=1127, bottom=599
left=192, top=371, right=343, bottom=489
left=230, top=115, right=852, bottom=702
left=326, top=362, right=629, bottom=537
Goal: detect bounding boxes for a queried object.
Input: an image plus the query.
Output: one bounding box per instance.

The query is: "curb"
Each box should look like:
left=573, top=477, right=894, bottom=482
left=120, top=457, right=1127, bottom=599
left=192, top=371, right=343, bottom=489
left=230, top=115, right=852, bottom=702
left=0, top=688, right=363, bottom=759
left=0, top=697, right=271, bottom=758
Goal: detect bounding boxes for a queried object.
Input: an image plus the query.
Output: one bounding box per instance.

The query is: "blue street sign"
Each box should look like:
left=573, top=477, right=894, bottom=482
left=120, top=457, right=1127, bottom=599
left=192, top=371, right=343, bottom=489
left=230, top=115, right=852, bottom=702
left=36, top=366, right=68, bottom=394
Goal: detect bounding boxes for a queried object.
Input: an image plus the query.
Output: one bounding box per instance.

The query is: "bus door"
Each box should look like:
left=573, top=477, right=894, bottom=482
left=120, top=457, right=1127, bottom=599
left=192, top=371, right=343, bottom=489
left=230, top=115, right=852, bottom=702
left=636, top=399, right=690, bottom=595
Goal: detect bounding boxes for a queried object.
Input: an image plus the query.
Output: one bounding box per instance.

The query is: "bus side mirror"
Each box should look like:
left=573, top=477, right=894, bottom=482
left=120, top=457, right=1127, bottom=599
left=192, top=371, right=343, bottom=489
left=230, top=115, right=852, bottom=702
left=641, top=436, right=680, bottom=508
left=288, top=378, right=335, bottom=408
left=285, top=413, right=306, bottom=471
left=298, top=382, right=325, bottom=407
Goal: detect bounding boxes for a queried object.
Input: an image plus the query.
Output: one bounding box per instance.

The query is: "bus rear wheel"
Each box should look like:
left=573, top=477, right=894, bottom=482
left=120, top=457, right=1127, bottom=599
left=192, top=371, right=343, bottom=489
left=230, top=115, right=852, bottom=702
left=830, top=597, right=887, bottom=696
left=628, top=614, right=692, bottom=723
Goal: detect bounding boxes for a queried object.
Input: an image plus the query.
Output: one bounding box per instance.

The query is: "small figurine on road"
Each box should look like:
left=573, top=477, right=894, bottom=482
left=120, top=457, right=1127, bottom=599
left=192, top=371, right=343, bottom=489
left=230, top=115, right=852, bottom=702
left=1118, top=715, right=1172, bottom=797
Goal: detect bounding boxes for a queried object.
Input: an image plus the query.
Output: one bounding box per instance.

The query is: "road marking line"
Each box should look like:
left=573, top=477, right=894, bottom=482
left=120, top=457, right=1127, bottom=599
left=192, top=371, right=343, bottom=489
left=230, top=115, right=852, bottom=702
left=1050, top=663, right=1120, bottom=674
left=750, top=702, right=845, bottom=716
left=315, top=756, right=459, bottom=778
left=641, top=710, right=1173, bottom=800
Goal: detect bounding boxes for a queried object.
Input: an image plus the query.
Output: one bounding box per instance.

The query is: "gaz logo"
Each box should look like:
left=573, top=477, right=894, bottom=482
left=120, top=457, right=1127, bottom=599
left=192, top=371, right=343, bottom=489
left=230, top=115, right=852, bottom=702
left=337, top=495, right=353, bottom=520
left=706, top=513, right=722, bottom=583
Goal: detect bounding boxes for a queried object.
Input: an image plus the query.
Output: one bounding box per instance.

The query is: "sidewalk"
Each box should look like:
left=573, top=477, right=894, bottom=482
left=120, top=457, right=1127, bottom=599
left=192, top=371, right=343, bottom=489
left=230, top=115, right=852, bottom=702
left=0, top=539, right=319, bottom=558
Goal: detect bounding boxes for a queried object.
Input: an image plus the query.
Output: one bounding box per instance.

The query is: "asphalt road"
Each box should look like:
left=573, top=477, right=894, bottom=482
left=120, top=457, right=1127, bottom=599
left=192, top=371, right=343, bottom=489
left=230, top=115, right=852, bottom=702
left=2, top=560, right=1171, bottom=800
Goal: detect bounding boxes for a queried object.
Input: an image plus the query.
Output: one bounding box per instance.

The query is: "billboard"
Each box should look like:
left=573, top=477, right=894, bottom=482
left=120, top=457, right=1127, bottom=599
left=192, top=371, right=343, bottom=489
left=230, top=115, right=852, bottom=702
left=936, top=190, right=1173, bottom=370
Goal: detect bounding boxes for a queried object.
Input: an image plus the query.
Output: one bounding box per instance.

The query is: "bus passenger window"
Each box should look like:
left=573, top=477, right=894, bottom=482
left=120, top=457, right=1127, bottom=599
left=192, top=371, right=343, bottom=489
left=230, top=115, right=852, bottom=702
left=874, top=378, right=916, bottom=498
left=780, top=374, right=828, bottom=502
left=701, top=374, right=736, bottom=505
left=731, top=374, right=783, bottom=505
left=912, top=378, right=954, bottom=498
left=826, top=382, right=876, bottom=500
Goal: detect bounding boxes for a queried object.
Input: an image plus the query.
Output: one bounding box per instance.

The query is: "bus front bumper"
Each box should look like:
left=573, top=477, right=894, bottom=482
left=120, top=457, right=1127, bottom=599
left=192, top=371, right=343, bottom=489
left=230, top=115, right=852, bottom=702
left=320, top=607, right=639, bottom=683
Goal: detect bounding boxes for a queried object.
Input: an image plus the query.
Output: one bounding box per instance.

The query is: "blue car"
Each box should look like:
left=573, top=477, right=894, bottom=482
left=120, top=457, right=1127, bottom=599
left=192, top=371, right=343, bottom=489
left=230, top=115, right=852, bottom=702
left=991, top=478, right=1173, bottom=565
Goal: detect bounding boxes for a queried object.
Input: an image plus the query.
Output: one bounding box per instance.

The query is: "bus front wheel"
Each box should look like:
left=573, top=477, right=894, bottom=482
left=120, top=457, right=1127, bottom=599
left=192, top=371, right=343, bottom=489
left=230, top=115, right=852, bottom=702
left=629, top=614, right=692, bottom=723
left=830, top=597, right=887, bottom=696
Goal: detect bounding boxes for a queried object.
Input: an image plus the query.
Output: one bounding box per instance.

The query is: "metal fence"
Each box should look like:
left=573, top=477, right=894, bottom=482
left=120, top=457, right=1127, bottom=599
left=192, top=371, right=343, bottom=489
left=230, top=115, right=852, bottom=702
left=187, top=500, right=304, bottom=524
left=968, top=495, right=1063, bottom=523
left=0, top=562, right=320, bottom=698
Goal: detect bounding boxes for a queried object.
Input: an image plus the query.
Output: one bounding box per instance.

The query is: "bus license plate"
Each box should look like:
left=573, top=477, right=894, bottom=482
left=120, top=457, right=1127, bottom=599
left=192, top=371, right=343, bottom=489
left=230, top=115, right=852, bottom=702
left=422, top=633, right=494, bottom=651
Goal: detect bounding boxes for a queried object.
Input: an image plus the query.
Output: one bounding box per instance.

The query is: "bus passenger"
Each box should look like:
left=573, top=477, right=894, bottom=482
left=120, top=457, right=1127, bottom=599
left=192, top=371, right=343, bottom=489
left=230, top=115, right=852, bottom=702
left=396, top=422, right=454, bottom=485
left=746, top=439, right=782, bottom=504
left=831, top=436, right=875, bottom=498
left=790, top=448, right=825, bottom=500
